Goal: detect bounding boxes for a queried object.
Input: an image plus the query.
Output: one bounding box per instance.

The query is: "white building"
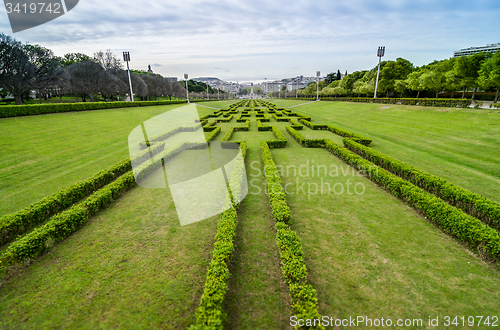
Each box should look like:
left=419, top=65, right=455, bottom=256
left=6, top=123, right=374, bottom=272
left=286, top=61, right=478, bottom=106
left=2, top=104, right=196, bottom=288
left=454, top=43, right=500, bottom=57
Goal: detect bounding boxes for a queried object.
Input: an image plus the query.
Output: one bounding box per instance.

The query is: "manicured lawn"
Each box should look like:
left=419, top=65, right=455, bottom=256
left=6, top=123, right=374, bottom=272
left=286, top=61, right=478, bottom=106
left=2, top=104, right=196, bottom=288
left=272, top=140, right=500, bottom=322
left=0, top=182, right=219, bottom=329
left=1, top=99, right=499, bottom=329
left=0, top=103, right=218, bottom=216
left=272, top=99, right=500, bottom=203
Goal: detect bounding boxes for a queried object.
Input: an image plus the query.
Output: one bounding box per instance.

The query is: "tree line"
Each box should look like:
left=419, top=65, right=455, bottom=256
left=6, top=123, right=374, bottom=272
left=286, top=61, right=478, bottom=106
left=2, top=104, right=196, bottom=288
left=0, top=33, right=190, bottom=105
left=300, top=53, right=500, bottom=102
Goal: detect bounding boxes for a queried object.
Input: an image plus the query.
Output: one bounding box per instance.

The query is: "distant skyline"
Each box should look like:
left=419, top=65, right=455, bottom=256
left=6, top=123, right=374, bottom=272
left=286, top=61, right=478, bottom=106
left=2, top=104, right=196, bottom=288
left=1, top=0, right=499, bottom=82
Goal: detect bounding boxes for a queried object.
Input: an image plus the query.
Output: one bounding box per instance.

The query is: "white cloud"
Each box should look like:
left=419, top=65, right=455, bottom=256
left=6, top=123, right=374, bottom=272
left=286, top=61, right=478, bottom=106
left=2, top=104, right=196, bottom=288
left=1, top=0, right=499, bottom=81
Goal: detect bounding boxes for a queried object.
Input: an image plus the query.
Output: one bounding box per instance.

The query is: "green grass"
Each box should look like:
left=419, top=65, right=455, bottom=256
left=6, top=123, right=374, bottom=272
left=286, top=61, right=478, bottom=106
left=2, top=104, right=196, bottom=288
left=0, top=182, right=219, bottom=329
left=0, top=103, right=216, bottom=216
left=272, top=99, right=500, bottom=203
left=271, top=139, right=500, bottom=324
left=224, top=140, right=292, bottom=329
left=1, top=99, right=500, bottom=329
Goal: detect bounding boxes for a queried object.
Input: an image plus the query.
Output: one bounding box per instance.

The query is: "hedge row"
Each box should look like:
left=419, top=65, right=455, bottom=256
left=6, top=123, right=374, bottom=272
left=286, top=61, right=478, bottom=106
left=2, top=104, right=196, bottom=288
left=257, top=119, right=272, bottom=131
left=325, top=139, right=500, bottom=260
left=0, top=161, right=128, bottom=247
left=216, top=115, right=233, bottom=122
left=191, top=143, right=248, bottom=329
left=266, top=126, right=287, bottom=149
left=0, top=100, right=187, bottom=118
left=298, top=119, right=372, bottom=146
left=343, top=138, right=500, bottom=229
left=289, top=120, right=304, bottom=130
left=139, top=124, right=201, bottom=149
left=315, top=97, right=473, bottom=108
left=221, top=120, right=250, bottom=141
left=286, top=126, right=325, bottom=148
left=260, top=142, right=324, bottom=329
left=286, top=128, right=500, bottom=260
left=206, top=127, right=222, bottom=143
left=0, top=141, right=202, bottom=266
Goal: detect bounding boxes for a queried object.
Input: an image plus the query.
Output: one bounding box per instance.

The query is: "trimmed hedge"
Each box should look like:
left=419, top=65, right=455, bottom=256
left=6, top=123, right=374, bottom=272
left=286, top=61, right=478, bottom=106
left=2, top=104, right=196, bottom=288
left=0, top=142, right=200, bottom=266
left=206, top=127, right=222, bottom=143
left=343, top=138, right=500, bottom=229
left=286, top=126, right=325, bottom=148
left=266, top=126, right=287, bottom=149
left=314, top=97, right=473, bottom=108
left=191, top=143, right=248, bottom=329
left=261, top=142, right=324, bottom=329
left=0, top=100, right=187, bottom=118
left=222, top=120, right=250, bottom=142
left=257, top=119, right=272, bottom=131
left=139, top=124, right=201, bottom=149
left=0, top=159, right=130, bottom=247
left=287, top=128, right=500, bottom=261
left=298, top=119, right=372, bottom=146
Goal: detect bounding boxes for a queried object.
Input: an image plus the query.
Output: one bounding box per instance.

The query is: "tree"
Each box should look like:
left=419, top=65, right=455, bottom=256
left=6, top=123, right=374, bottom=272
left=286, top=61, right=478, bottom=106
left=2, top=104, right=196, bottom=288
left=478, top=52, right=500, bottom=103
left=28, top=44, right=63, bottom=103
left=324, top=72, right=337, bottom=84
left=337, top=70, right=342, bottom=81
left=67, top=61, right=104, bottom=101
left=406, top=70, right=425, bottom=98
left=454, top=53, right=487, bottom=100
left=61, top=52, right=94, bottom=66
left=141, top=73, right=167, bottom=100
left=421, top=65, right=447, bottom=98
left=340, top=70, right=368, bottom=96
left=94, top=50, right=123, bottom=71
left=0, top=33, right=35, bottom=104
left=378, top=58, right=414, bottom=97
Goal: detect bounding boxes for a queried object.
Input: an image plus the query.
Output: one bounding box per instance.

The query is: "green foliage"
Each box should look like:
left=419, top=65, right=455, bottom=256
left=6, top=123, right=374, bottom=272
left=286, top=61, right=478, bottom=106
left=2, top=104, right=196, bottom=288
left=191, top=144, right=247, bottom=329
left=0, top=100, right=187, bottom=118
left=298, top=118, right=372, bottom=146
left=260, top=142, right=324, bottom=329
left=321, top=139, right=500, bottom=261
left=316, top=97, right=472, bottom=108
left=343, top=138, right=500, bottom=229
left=0, top=158, right=133, bottom=246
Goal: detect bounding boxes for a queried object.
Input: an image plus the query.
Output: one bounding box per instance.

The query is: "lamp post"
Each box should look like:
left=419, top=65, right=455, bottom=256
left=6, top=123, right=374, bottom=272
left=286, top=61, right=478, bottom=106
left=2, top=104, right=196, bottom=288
left=123, top=52, right=134, bottom=102
left=374, top=46, right=385, bottom=98
left=206, top=82, right=209, bottom=100
left=184, top=73, right=189, bottom=103
left=316, top=71, right=320, bottom=101
left=218, top=84, right=220, bottom=100
left=296, top=80, right=298, bottom=99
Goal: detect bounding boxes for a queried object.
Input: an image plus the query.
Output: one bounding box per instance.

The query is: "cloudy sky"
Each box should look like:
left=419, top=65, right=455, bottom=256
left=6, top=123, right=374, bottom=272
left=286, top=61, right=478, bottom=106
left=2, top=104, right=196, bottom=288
left=1, top=0, right=499, bottom=82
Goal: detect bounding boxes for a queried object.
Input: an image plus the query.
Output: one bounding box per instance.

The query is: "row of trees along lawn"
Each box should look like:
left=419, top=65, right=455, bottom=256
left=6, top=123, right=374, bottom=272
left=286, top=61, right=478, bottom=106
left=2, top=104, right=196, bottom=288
left=0, top=33, right=222, bottom=105
left=299, top=53, right=500, bottom=102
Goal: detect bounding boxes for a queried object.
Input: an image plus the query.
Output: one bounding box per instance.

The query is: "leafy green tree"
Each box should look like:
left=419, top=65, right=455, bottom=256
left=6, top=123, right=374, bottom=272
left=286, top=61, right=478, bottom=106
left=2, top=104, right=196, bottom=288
left=478, top=52, right=500, bottom=102
left=61, top=52, right=95, bottom=66
left=453, top=53, right=487, bottom=99
left=340, top=70, right=367, bottom=95
left=406, top=70, right=425, bottom=98
left=378, top=58, right=413, bottom=97
left=324, top=72, right=337, bottom=84
left=421, top=65, right=447, bottom=98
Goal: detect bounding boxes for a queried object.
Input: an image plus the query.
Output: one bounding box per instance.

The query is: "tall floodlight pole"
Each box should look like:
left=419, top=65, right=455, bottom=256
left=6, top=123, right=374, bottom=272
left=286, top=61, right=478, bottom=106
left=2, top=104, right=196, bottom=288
left=123, top=52, right=134, bottom=102
left=184, top=74, right=189, bottom=103
left=374, top=46, right=385, bottom=98
left=316, top=71, right=320, bottom=101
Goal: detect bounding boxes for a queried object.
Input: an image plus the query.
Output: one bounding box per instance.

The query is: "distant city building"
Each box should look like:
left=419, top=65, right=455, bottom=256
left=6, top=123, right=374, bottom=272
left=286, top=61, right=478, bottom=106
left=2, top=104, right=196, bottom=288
left=165, top=77, right=178, bottom=82
left=287, top=83, right=307, bottom=91
left=454, top=43, right=500, bottom=57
